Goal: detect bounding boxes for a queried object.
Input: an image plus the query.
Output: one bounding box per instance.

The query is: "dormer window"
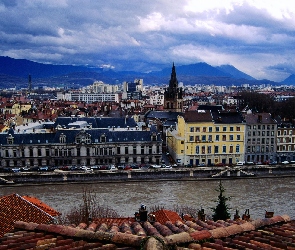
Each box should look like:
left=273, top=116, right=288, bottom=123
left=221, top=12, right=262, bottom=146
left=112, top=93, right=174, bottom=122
left=7, top=134, right=14, bottom=144
left=151, top=133, right=157, bottom=141
left=75, top=131, right=91, bottom=144
left=100, top=134, right=106, bottom=143
left=59, top=133, right=66, bottom=143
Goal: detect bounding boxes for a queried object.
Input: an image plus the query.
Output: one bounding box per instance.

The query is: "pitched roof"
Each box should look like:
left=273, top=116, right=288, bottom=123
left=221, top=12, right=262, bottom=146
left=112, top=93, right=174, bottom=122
left=0, top=194, right=56, bottom=237
left=3, top=214, right=293, bottom=249
left=245, top=112, right=277, bottom=124
left=183, top=110, right=213, bottom=122
left=22, top=196, right=61, bottom=217
left=151, top=209, right=183, bottom=224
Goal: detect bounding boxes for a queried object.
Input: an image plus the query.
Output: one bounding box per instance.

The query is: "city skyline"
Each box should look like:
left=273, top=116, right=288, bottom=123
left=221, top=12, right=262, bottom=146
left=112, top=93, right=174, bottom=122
left=0, top=1, right=295, bottom=82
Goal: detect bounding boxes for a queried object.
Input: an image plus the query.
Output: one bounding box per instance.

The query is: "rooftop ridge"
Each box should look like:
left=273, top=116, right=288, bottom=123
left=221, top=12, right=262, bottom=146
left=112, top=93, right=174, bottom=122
left=13, top=214, right=291, bottom=247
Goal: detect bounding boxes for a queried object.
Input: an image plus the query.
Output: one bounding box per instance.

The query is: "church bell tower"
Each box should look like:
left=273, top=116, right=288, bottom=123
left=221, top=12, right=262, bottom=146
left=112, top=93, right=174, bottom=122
left=164, top=63, right=183, bottom=112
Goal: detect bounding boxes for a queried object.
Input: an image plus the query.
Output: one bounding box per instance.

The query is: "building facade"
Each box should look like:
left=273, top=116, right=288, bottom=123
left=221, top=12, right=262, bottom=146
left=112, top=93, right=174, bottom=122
left=276, top=125, right=295, bottom=162
left=167, top=110, right=246, bottom=166
left=244, top=113, right=277, bottom=164
left=0, top=117, right=162, bottom=169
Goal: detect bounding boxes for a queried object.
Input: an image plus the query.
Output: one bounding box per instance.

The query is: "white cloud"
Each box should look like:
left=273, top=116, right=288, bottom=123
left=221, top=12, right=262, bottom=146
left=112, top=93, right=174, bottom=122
left=0, top=0, right=295, bottom=81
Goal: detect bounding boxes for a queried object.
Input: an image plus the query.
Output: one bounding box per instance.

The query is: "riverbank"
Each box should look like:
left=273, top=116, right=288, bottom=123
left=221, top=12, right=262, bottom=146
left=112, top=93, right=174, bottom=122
left=1, top=165, right=295, bottom=186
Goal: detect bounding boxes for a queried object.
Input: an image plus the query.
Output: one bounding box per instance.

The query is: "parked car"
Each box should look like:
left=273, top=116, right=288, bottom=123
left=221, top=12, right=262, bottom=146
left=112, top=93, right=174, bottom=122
left=38, top=166, right=49, bottom=171
left=246, top=161, right=254, bottom=165
left=117, top=165, right=125, bottom=170
left=236, top=161, right=245, bottom=166
left=80, top=166, right=93, bottom=172
left=124, top=165, right=132, bottom=170
left=108, top=165, right=118, bottom=170
left=11, top=168, right=21, bottom=173
left=98, top=165, right=109, bottom=170
left=21, top=167, right=30, bottom=172
left=90, top=165, right=99, bottom=170
left=282, top=161, right=289, bottom=164
left=150, top=165, right=161, bottom=169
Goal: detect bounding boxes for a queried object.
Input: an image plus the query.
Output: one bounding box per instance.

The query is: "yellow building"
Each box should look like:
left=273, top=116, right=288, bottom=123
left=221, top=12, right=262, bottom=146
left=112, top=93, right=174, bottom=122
left=167, top=110, right=246, bottom=166
left=1, top=102, right=31, bottom=115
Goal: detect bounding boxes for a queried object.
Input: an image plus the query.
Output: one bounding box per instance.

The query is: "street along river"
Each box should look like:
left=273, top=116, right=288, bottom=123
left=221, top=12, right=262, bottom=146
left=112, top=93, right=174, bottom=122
left=1, top=177, right=295, bottom=220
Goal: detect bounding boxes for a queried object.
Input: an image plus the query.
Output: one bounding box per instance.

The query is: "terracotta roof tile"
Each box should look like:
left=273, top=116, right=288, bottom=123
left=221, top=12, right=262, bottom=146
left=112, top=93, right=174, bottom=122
left=151, top=209, right=183, bottom=225
left=3, top=207, right=295, bottom=249
left=0, top=194, right=55, bottom=237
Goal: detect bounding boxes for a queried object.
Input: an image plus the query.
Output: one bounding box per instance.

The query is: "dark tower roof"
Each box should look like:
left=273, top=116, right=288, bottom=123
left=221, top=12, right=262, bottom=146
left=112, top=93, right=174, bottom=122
left=165, top=63, right=182, bottom=99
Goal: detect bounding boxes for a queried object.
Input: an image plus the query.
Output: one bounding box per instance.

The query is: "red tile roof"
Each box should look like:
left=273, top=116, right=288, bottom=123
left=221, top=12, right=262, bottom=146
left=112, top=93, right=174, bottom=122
left=22, top=195, right=61, bottom=217
left=0, top=194, right=57, bottom=237
left=3, top=214, right=293, bottom=249
left=151, top=209, right=183, bottom=224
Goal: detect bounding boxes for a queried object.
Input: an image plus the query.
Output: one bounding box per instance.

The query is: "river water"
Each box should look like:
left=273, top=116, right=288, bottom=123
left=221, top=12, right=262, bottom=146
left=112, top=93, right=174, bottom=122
left=1, top=177, right=295, bottom=220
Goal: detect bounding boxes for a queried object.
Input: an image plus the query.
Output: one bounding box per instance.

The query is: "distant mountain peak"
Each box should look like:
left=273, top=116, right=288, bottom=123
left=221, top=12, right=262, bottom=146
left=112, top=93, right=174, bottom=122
left=216, top=64, right=256, bottom=80
left=281, top=74, right=295, bottom=84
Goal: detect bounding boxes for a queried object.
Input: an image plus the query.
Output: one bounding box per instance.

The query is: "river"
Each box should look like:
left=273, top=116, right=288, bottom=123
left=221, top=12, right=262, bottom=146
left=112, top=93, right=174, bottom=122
left=1, top=177, right=295, bottom=220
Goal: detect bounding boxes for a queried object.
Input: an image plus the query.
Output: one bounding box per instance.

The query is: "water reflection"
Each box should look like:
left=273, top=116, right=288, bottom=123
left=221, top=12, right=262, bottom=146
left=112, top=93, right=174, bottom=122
left=1, top=177, right=294, bottom=219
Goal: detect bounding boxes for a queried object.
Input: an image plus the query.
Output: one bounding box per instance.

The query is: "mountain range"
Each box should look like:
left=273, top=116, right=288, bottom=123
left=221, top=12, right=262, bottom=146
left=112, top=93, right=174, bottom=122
left=0, top=56, right=294, bottom=89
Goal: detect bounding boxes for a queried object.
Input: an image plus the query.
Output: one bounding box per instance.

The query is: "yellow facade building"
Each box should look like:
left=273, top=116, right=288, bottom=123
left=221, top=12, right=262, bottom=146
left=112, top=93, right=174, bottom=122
left=167, top=110, right=246, bottom=166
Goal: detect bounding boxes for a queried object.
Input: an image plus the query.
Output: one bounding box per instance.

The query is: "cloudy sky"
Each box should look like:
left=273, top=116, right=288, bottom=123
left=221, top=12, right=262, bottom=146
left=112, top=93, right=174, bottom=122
left=1, top=0, right=295, bottom=81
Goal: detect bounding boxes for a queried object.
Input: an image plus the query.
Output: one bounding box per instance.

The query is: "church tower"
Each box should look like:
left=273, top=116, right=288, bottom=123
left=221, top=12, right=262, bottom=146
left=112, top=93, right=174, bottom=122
left=164, top=63, right=183, bottom=112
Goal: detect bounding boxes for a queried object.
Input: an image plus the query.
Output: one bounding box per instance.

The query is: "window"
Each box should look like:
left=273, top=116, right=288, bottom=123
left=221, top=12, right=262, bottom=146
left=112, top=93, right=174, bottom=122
left=223, top=127, right=227, bottom=132
left=196, top=127, right=200, bottom=132
left=230, top=127, right=234, bottom=131
left=222, top=146, right=226, bottom=153
left=59, top=133, right=66, bottom=143
left=190, top=127, right=194, bottom=132
left=222, top=135, right=226, bottom=141
left=216, top=127, right=219, bottom=132
left=208, top=135, right=212, bottom=141
left=202, top=135, right=206, bottom=141
left=101, top=135, right=106, bottom=143
left=209, top=127, right=212, bottom=132
left=229, top=135, right=233, bottom=141
left=230, top=146, right=233, bottom=153
left=195, top=135, right=200, bottom=142
left=215, top=135, right=219, bottom=141
left=207, top=146, right=211, bottom=154
left=196, top=146, right=199, bottom=154
left=203, top=127, right=206, bottom=132
left=189, top=136, right=194, bottom=142
left=202, top=146, right=205, bottom=154
left=214, top=146, right=219, bottom=153
left=236, top=145, right=240, bottom=153
left=237, top=135, right=240, bottom=140
left=236, top=126, right=240, bottom=131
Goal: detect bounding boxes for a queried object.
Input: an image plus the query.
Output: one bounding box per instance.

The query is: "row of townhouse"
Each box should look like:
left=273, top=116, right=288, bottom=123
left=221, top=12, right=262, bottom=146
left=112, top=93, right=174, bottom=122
left=0, top=117, right=162, bottom=169
left=166, top=110, right=294, bottom=166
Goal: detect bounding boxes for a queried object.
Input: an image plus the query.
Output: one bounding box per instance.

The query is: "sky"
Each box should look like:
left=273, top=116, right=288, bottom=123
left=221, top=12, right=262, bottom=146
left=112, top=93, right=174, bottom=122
left=1, top=0, right=295, bottom=82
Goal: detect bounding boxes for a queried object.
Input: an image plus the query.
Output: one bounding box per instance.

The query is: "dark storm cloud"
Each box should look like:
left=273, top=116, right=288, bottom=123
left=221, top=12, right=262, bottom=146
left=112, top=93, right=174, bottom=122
left=0, top=0, right=294, bottom=81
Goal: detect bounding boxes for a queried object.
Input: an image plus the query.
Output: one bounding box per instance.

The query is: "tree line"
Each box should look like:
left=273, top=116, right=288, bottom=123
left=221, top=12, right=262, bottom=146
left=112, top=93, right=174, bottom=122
left=238, top=91, right=295, bottom=121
